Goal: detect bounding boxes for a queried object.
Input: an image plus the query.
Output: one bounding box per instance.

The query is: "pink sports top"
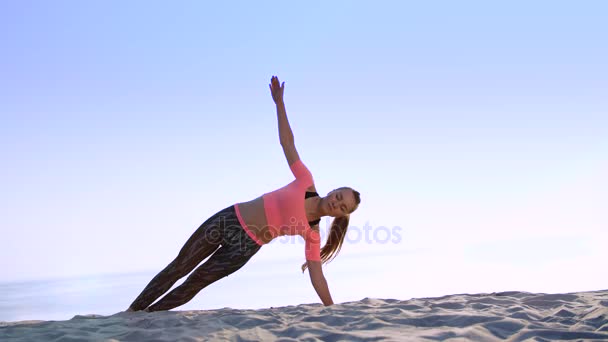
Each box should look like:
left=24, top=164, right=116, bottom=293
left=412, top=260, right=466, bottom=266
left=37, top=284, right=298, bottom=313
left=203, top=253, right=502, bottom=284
left=234, top=159, right=321, bottom=261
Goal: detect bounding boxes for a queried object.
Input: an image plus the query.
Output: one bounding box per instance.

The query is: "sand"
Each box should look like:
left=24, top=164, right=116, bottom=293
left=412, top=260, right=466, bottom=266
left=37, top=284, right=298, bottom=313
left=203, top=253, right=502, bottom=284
left=1, top=289, right=607, bottom=341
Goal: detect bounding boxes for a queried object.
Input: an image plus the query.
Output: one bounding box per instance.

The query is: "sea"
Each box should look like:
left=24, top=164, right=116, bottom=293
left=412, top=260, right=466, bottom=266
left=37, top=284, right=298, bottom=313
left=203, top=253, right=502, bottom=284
left=0, top=257, right=366, bottom=322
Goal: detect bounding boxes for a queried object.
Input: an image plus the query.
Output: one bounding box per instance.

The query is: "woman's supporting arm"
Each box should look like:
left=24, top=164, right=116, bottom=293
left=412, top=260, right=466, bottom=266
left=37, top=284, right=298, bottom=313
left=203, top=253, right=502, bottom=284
left=307, top=260, right=334, bottom=306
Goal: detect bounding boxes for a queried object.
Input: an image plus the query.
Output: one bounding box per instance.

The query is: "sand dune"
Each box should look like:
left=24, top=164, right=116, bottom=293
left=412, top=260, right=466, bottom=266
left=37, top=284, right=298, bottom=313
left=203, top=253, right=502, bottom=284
left=1, top=289, right=607, bottom=341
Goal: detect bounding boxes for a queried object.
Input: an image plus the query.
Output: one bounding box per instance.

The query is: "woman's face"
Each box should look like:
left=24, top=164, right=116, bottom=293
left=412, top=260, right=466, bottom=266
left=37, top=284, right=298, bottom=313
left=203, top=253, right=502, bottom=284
left=323, top=188, right=357, bottom=217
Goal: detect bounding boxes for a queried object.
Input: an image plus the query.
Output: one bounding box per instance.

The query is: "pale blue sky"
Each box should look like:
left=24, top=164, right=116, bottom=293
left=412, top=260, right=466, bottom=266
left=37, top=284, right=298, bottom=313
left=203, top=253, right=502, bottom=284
left=1, top=0, right=606, bottom=308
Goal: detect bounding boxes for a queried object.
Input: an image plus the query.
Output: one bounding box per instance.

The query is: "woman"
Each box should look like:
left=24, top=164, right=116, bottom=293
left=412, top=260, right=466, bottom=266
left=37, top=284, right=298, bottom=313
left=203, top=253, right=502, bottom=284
left=126, top=76, right=361, bottom=312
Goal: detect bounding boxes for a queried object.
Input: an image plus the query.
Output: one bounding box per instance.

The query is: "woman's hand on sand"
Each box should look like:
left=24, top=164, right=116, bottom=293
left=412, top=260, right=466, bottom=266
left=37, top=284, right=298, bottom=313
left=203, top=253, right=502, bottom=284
left=269, top=75, right=285, bottom=104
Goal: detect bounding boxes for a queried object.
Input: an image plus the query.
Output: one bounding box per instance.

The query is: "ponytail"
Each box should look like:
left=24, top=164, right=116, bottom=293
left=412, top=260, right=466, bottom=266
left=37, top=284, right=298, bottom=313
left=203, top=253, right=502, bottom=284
left=301, top=215, right=350, bottom=272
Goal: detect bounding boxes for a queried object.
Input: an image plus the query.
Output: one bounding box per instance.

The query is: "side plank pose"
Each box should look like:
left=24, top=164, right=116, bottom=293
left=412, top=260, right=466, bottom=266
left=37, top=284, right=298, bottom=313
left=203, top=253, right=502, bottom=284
left=126, top=76, right=361, bottom=312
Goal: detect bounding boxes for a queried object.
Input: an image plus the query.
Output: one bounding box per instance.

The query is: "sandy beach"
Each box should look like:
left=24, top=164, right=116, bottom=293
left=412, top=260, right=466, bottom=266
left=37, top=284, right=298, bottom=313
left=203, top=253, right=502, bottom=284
left=1, top=289, right=607, bottom=341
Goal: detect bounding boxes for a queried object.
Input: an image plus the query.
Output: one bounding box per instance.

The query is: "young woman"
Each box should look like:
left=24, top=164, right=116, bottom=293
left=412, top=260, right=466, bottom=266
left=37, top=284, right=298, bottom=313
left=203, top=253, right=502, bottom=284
left=126, top=76, right=361, bottom=312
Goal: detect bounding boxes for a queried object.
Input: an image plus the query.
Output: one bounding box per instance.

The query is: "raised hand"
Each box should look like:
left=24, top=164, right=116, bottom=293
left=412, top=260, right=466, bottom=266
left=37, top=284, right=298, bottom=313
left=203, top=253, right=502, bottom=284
left=269, top=75, right=285, bottom=104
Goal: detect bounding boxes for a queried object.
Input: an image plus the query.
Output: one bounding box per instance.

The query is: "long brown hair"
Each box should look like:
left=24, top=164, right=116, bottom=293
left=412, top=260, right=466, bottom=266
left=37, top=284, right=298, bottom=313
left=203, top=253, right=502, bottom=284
left=301, top=188, right=361, bottom=273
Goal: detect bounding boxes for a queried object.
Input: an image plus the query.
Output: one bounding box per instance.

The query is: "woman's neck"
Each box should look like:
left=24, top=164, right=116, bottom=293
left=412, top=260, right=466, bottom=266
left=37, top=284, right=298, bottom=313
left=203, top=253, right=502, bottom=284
left=305, top=196, right=325, bottom=221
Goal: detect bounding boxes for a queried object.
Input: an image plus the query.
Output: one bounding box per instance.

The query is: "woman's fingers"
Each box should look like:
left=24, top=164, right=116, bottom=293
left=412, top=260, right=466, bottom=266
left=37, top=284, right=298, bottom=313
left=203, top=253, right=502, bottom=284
left=271, top=78, right=280, bottom=91
left=269, top=76, right=283, bottom=94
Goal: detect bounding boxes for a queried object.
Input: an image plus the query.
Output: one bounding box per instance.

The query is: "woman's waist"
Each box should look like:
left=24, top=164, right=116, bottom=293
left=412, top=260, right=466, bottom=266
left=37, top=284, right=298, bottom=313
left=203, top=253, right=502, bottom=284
left=236, top=195, right=307, bottom=239
left=234, top=196, right=276, bottom=244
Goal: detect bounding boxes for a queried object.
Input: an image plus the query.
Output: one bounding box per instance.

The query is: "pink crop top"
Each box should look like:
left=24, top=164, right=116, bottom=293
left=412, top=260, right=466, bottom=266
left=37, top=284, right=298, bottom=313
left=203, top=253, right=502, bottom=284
left=261, top=159, right=321, bottom=261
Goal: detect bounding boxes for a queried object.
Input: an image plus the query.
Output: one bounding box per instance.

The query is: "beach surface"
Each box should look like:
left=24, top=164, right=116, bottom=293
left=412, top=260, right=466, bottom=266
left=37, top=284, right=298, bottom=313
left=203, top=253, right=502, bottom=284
left=1, top=289, right=607, bottom=341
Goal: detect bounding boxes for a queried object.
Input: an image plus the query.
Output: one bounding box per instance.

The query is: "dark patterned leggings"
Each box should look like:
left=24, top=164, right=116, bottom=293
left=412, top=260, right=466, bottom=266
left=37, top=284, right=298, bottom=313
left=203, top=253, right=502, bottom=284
left=128, top=205, right=262, bottom=312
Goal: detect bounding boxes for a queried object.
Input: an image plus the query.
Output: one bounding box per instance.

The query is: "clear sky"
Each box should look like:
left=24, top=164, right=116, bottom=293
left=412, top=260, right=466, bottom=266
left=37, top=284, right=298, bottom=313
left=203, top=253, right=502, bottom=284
left=1, top=0, right=606, bottom=305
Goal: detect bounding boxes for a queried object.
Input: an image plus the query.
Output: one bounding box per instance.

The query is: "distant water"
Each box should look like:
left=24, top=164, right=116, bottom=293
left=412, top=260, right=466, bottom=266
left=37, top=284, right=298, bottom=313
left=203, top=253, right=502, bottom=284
left=0, top=260, right=323, bottom=322
left=0, top=249, right=407, bottom=322
left=0, top=271, right=158, bottom=322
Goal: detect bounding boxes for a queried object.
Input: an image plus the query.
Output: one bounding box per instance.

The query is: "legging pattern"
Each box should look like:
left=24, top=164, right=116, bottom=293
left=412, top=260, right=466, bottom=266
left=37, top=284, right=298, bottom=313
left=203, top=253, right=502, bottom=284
left=128, top=205, right=262, bottom=311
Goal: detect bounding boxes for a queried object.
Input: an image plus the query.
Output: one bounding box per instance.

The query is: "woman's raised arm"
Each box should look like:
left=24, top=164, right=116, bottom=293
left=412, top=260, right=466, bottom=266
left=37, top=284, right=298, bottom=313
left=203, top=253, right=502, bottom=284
left=270, top=75, right=300, bottom=166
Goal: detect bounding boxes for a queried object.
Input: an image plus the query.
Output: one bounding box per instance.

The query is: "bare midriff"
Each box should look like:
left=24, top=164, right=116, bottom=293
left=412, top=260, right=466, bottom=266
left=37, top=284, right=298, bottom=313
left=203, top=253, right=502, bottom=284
left=235, top=196, right=273, bottom=244
left=236, top=193, right=320, bottom=245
